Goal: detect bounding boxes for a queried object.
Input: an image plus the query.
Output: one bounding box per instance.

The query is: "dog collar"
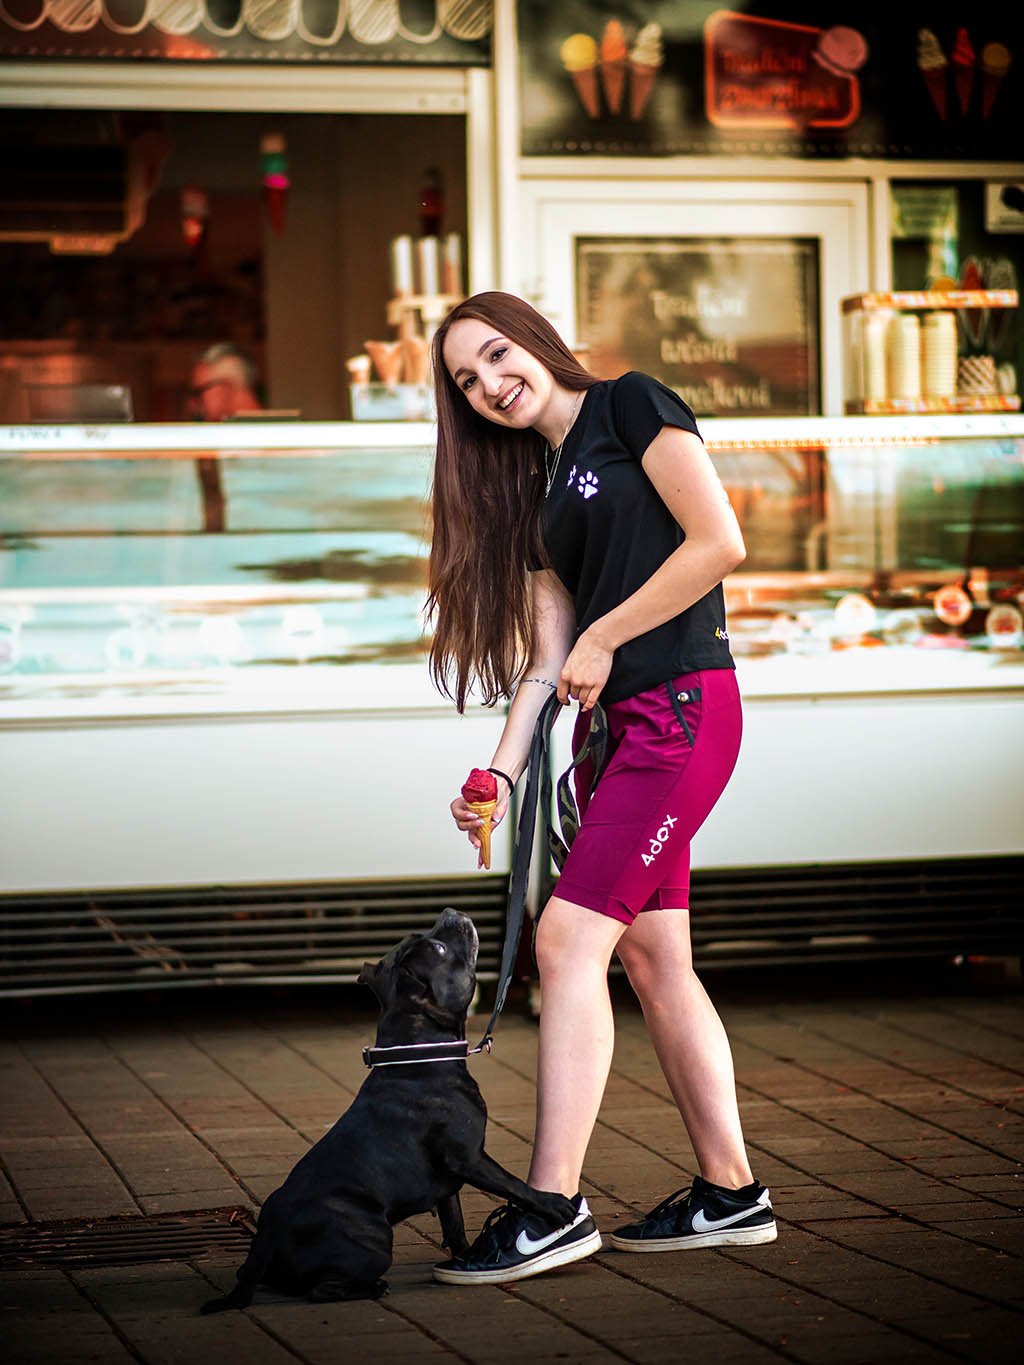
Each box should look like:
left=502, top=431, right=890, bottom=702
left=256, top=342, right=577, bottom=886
left=362, top=1039, right=490, bottom=1069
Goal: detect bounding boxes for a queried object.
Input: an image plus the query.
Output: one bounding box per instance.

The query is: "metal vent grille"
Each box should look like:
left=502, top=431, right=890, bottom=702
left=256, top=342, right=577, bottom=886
left=1, top=858, right=1019, bottom=997
left=0, top=876, right=509, bottom=997
left=688, top=856, right=1023, bottom=968
left=0, top=1209, right=255, bottom=1270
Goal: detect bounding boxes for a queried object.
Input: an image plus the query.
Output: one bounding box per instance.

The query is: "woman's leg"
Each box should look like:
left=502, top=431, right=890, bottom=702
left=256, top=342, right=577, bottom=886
left=527, top=896, right=627, bottom=1197
left=616, top=907, right=752, bottom=1189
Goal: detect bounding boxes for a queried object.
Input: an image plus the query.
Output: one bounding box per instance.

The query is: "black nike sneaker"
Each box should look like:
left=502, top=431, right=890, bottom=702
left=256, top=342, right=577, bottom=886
left=608, top=1176, right=776, bottom=1252
left=433, top=1194, right=602, bottom=1285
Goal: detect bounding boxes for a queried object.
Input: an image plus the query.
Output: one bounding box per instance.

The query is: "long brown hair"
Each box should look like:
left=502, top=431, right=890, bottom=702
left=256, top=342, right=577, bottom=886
left=427, top=292, right=596, bottom=711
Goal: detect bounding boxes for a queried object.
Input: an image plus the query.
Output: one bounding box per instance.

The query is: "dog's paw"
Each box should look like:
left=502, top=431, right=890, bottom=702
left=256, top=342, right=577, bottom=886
left=534, top=1192, right=578, bottom=1226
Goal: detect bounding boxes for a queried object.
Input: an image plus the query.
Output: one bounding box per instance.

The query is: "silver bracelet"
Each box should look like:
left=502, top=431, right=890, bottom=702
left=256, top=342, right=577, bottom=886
left=521, top=676, right=557, bottom=689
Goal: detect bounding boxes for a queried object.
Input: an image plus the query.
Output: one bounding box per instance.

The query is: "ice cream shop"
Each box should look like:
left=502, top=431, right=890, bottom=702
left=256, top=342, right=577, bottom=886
left=1, top=1, right=1022, bottom=996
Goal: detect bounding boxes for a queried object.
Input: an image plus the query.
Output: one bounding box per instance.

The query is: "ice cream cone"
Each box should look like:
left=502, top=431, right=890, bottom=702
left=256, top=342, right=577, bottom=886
left=561, top=33, right=601, bottom=118
left=628, top=23, right=664, bottom=121
left=400, top=334, right=429, bottom=386
left=922, top=67, right=948, bottom=120
left=365, top=340, right=403, bottom=386
left=570, top=66, right=600, bottom=118
left=465, top=799, right=497, bottom=869
left=951, top=27, right=976, bottom=114
left=599, top=19, right=628, bottom=114
left=917, top=29, right=949, bottom=121
left=263, top=183, right=288, bottom=235
left=981, top=43, right=1011, bottom=119
left=601, top=58, right=627, bottom=114
left=630, top=62, right=659, bottom=119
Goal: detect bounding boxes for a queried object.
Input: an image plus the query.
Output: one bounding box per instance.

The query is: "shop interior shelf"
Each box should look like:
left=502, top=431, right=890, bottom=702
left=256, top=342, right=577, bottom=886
left=845, top=394, right=1022, bottom=415
left=842, top=289, right=1019, bottom=313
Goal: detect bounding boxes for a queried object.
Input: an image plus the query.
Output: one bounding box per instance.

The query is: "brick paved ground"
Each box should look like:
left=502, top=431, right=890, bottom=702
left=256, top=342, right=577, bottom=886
left=1, top=968, right=1021, bottom=1364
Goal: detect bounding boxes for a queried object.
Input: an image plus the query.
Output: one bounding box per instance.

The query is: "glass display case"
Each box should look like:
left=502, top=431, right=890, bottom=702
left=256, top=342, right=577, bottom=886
left=2, top=415, right=1022, bottom=713
left=0, top=423, right=438, bottom=716
left=710, top=412, right=1024, bottom=692
left=2, top=417, right=1021, bottom=991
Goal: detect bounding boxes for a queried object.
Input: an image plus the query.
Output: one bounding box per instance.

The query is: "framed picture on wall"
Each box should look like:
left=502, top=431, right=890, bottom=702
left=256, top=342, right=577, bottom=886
left=576, top=236, right=821, bottom=416
left=519, top=178, right=869, bottom=414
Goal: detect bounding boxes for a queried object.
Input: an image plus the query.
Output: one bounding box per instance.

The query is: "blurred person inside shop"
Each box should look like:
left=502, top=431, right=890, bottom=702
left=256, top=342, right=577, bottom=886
left=186, top=343, right=264, bottom=532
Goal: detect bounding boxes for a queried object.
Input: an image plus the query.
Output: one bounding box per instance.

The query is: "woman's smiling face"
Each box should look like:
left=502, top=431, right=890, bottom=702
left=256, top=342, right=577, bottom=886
left=442, top=317, right=556, bottom=431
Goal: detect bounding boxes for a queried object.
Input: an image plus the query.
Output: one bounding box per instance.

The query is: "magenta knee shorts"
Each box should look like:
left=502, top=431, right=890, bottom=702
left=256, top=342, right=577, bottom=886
left=553, top=668, right=742, bottom=924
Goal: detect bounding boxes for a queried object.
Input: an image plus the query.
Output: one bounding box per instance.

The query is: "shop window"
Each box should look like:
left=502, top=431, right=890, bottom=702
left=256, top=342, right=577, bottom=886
left=0, top=109, right=467, bottom=423
left=891, top=179, right=1023, bottom=402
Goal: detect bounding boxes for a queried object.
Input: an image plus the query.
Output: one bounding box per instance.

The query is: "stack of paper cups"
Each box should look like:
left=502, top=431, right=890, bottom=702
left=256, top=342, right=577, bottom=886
left=922, top=311, right=957, bottom=398
left=861, top=312, right=888, bottom=401
left=887, top=313, right=921, bottom=400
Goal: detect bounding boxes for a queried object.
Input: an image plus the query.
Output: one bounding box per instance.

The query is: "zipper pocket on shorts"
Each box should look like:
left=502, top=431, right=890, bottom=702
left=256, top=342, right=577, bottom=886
left=665, top=681, right=701, bottom=747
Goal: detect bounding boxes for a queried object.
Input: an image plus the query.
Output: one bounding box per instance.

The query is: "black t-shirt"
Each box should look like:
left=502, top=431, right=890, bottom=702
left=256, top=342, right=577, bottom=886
left=540, top=371, right=734, bottom=705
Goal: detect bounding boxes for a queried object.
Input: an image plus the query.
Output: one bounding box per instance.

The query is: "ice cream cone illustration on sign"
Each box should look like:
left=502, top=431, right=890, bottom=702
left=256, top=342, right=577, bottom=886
left=951, top=28, right=976, bottom=115
left=981, top=42, right=1012, bottom=118
left=629, top=22, right=664, bottom=119
left=561, top=33, right=601, bottom=117
left=917, top=29, right=949, bottom=120
left=461, top=769, right=498, bottom=869
left=600, top=19, right=628, bottom=114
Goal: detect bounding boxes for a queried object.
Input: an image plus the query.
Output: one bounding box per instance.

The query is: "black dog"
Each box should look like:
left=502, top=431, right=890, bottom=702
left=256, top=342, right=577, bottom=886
left=201, top=909, right=574, bottom=1311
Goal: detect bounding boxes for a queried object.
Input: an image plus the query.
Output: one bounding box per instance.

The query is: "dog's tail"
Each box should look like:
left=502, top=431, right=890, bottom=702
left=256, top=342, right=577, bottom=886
left=199, top=1230, right=273, bottom=1315
left=200, top=1282, right=255, bottom=1315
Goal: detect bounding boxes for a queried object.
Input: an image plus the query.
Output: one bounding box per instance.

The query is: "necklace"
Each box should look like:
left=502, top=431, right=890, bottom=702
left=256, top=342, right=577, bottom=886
left=544, top=390, right=583, bottom=497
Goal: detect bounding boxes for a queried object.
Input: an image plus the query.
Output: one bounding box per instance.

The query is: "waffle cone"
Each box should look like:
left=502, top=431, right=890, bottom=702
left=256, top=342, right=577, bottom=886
left=921, top=67, right=948, bottom=121
left=570, top=66, right=600, bottom=118
left=630, top=62, right=660, bottom=119
left=601, top=58, right=627, bottom=114
left=982, top=68, right=1007, bottom=119
left=466, top=799, right=497, bottom=869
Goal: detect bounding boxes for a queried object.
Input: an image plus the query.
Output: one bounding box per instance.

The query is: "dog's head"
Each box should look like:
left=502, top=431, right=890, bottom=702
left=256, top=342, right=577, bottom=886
left=358, top=908, right=479, bottom=1026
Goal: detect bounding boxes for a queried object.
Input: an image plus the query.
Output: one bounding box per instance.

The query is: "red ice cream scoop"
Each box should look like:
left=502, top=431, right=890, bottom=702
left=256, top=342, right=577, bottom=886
left=461, top=768, right=498, bottom=803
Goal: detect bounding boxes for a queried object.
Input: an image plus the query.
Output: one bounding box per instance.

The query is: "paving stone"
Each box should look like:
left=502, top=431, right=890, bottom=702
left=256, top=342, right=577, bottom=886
left=3, top=985, right=1023, bottom=1365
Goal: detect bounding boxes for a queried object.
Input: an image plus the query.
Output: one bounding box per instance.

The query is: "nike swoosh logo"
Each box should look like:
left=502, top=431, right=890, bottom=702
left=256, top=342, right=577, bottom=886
left=516, top=1209, right=585, bottom=1257
left=691, top=1202, right=767, bottom=1234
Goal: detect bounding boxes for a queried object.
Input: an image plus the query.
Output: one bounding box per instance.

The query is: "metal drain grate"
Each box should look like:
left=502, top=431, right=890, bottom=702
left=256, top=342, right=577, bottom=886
left=0, top=1207, right=255, bottom=1270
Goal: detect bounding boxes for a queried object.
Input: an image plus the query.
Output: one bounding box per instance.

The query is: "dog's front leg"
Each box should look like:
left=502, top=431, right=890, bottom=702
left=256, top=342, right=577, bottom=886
left=459, top=1152, right=576, bottom=1225
left=436, top=1193, right=470, bottom=1258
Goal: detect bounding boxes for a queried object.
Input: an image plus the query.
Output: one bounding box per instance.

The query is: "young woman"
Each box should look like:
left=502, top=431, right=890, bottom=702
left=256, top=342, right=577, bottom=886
left=427, top=292, right=775, bottom=1286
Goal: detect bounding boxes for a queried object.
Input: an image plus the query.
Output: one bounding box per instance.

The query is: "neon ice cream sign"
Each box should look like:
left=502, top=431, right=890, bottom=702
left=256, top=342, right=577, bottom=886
left=705, top=11, right=868, bottom=130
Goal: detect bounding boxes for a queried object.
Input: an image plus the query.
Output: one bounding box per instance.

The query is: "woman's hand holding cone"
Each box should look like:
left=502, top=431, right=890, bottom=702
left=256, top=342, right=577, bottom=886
left=454, top=769, right=507, bottom=870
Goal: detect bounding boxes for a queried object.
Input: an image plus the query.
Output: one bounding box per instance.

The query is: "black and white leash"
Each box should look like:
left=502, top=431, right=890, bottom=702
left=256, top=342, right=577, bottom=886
left=363, top=692, right=608, bottom=1070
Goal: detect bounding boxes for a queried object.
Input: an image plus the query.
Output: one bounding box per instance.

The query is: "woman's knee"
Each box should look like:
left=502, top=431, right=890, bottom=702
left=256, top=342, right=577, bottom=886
left=618, top=926, right=696, bottom=1004
left=534, top=899, right=623, bottom=982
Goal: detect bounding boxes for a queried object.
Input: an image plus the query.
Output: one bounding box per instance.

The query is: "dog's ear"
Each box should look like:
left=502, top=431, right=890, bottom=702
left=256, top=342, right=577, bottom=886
left=357, top=961, right=380, bottom=994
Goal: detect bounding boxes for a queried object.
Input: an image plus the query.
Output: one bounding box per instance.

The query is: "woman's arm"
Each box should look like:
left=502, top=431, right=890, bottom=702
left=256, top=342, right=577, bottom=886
left=560, top=426, right=745, bottom=711
left=451, top=570, right=575, bottom=858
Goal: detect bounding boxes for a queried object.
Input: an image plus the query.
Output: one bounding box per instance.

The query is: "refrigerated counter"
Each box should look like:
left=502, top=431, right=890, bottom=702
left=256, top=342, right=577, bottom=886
left=1, top=416, right=1021, bottom=993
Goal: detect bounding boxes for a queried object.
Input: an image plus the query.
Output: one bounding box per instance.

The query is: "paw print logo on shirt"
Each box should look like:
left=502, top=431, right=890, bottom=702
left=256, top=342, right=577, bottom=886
left=578, top=471, right=600, bottom=499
